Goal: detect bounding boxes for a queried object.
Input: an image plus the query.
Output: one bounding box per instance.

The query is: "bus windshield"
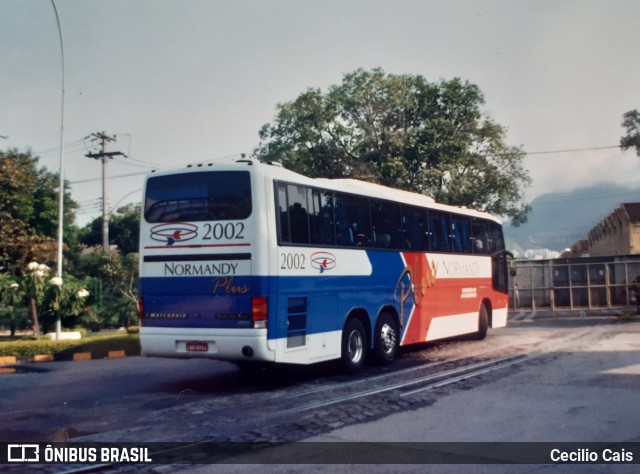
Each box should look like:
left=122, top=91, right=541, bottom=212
left=144, top=170, right=252, bottom=223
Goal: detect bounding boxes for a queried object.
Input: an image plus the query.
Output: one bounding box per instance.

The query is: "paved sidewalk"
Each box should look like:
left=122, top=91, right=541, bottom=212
left=508, top=307, right=635, bottom=321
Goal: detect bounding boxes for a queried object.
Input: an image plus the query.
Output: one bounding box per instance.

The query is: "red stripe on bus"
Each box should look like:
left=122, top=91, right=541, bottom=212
left=144, top=243, right=252, bottom=250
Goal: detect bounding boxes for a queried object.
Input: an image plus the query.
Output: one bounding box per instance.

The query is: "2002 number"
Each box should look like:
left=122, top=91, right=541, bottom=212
left=203, top=223, right=245, bottom=240
left=280, top=253, right=306, bottom=270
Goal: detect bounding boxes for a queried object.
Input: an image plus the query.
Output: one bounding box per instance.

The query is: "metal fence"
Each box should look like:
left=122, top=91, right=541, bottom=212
left=510, top=256, right=640, bottom=310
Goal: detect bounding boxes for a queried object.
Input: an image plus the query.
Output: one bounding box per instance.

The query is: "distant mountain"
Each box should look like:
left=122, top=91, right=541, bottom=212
left=504, top=183, right=640, bottom=253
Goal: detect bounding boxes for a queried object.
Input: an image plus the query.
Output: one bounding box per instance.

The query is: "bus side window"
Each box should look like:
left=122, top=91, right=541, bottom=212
left=428, top=211, right=451, bottom=252
left=287, top=185, right=310, bottom=244
left=333, top=193, right=351, bottom=246
left=276, top=183, right=290, bottom=243
left=371, top=200, right=401, bottom=249
left=450, top=215, right=472, bottom=253
left=310, top=189, right=336, bottom=246
left=488, top=222, right=505, bottom=253
left=471, top=219, right=489, bottom=254
left=401, top=205, right=429, bottom=251
left=335, top=193, right=371, bottom=247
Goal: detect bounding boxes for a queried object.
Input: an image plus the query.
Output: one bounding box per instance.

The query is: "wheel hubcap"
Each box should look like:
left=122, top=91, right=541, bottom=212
left=348, top=330, right=363, bottom=362
left=380, top=323, right=396, bottom=354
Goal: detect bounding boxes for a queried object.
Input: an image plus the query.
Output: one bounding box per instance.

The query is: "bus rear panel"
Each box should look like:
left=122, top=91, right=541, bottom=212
left=139, top=167, right=274, bottom=361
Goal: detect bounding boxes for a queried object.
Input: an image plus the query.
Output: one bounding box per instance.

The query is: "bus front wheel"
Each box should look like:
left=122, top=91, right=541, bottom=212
left=341, top=318, right=367, bottom=374
left=473, top=304, right=489, bottom=340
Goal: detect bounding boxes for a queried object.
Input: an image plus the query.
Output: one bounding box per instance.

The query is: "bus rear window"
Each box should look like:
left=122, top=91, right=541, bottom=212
left=144, top=171, right=252, bottom=223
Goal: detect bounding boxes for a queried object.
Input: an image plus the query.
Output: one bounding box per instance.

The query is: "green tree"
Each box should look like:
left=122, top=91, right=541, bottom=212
left=67, top=251, right=139, bottom=329
left=101, top=252, right=139, bottom=328
left=0, top=273, right=28, bottom=336
left=40, top=273, right=90, bottom=334
left=79, top=203, right=140, bottom=254
left=0, top=149, right=79, bottom=274
left=256, top=68, right=531, bottom=224
left=620, top=109, right=640, bottom=157
left=22, top=261, right=52, bottom=336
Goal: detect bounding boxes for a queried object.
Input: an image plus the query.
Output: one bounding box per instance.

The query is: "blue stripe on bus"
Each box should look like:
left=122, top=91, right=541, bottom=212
left=140, top=251, right=411, bottom=339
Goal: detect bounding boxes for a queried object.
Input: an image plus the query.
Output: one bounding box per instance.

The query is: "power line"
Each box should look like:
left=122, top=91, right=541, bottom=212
left=69, top=171, right=147, bottom=184
left=523, top=145, right=621, bottom=156
left=126, top=157, right=168, bottom=168
left=111, top=156, right=159, bottom=169
left=68, top=153, right=248, bottom=184
left=32, top=139, right=86, bottom=156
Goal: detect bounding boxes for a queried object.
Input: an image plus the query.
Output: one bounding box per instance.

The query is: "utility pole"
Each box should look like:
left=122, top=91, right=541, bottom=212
left=84, top=132, right=126, bottom=253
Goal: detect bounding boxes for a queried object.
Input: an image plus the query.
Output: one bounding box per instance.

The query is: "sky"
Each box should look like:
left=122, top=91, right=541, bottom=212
left=1, top=0, right=639, bottom=226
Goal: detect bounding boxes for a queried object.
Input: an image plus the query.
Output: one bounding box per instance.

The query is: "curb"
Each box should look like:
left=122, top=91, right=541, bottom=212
left=0, top=351, right=137, bottom=367
left=73, top=352, right=92, bottom=361
left=33, top=354, right=54, bottom=362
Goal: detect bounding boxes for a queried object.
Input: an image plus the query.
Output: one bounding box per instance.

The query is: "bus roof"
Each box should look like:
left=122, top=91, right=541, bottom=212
left=146, top=159, right=501, bottom=223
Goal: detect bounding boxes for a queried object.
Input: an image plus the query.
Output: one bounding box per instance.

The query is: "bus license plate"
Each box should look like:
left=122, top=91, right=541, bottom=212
left=186, top=341, right=208, bottom=352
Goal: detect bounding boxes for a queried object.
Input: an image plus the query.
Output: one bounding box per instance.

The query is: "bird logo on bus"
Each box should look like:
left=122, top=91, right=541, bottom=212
left=150, top=223, right=198, bottom=246
left=310, top=252, right=336, bottom=273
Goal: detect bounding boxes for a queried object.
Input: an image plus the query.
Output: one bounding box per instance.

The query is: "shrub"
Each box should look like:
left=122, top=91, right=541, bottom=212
left=0, top=333, right=140, bottom=360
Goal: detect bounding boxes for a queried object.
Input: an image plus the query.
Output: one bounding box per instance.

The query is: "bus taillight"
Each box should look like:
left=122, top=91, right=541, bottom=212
left=251, top=296, right=268, bottom=328
left=137, top=296, right=144, bottom=321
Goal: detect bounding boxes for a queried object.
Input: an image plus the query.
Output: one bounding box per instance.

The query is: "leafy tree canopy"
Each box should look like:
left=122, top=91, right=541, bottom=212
left=0, top=149, right=78, bottom=274
left=620, top=109, right=640, bottom=157
left=79, top=203, right=140, bottom=255
left=256, top=68, right=531, bottom=225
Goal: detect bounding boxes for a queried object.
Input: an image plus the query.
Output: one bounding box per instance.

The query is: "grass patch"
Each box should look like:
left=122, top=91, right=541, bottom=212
left=0, top=332, right=140, bottom=360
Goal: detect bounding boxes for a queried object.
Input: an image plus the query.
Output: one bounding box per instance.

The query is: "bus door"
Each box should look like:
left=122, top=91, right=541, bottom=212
left=492, top=251, right=511, bottom=294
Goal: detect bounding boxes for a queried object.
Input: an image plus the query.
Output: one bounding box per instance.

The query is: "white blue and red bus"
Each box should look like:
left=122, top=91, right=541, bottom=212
left=138, top=158, right=512, bottom=372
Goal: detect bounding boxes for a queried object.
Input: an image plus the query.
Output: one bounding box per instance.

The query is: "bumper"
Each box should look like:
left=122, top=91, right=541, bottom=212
left=140, top=327, right=275, bottom=362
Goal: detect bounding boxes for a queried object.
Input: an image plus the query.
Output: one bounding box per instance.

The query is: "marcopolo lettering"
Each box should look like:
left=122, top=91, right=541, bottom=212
left=147, top=313, right=188, bottom=319
left=164, top=262, right=238, bottom=276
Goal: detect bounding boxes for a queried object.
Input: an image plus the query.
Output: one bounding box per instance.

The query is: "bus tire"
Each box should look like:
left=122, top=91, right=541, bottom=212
left=474, top=304, right=489, bottom=340
left=373, top=312, right=398, bottom=365
left=341, top=318, right=367, bottom=374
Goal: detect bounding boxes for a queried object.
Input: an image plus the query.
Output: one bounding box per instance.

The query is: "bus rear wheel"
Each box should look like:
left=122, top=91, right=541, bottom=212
left=373, top=312, right=398, bottom=364
left=341, top=318, right=367, bottom=374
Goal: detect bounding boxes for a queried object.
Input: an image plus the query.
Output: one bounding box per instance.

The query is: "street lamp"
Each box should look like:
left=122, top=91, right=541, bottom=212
left=50, top=0, right=65, bottom=339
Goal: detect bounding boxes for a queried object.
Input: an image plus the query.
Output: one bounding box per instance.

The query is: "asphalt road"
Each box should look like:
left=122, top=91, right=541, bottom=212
left=1, top=312, right=639, bottom=473
left=183, top=315, right=640, bottom=474
left=0, top=354, right=233, bottom=442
